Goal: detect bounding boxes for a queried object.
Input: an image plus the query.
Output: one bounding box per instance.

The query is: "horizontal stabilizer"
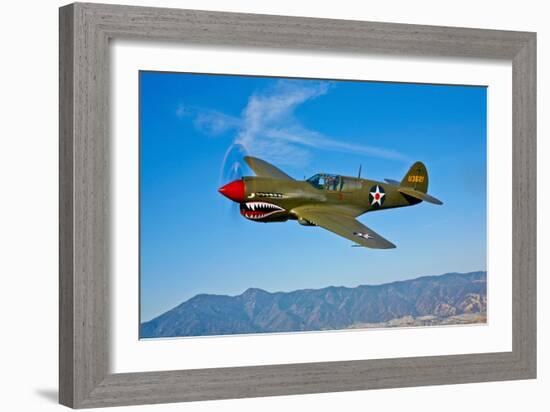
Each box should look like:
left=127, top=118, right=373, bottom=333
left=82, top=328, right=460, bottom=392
left=398, top=187, right=443, bottom=205
left=384, top=178, right=400, bottom=185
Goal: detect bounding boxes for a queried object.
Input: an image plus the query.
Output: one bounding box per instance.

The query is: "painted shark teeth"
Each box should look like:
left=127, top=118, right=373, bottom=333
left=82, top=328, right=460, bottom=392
left=240, top=202, right=284, bottom=220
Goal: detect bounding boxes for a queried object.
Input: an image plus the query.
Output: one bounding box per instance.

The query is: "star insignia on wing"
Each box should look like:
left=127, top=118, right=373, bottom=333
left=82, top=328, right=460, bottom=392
left=354, top=231, right=374, bottom=240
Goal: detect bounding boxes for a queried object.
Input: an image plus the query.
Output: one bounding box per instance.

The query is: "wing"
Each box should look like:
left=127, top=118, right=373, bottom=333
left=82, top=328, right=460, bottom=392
left=244, top=156, right=294, bottom=180
left=294, top=206, right=396, bottom=249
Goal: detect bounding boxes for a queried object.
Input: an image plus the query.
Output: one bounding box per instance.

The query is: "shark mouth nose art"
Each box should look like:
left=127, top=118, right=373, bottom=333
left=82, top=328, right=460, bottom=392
left=240, top=202, right=284, bottom=220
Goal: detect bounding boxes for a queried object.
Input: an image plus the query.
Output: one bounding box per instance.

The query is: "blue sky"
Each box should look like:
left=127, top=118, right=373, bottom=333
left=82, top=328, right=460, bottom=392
left=140, top=71, right=487, bottom=322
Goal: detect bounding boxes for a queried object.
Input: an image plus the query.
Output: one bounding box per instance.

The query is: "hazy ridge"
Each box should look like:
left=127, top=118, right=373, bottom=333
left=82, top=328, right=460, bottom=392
left=141, top=271, right=487, bottom=338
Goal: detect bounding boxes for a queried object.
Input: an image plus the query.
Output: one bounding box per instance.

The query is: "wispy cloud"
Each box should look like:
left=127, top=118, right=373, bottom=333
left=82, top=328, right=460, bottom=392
left=176, top=105, right=241, bottom=135
left=178, top=81, right=408, bottom=167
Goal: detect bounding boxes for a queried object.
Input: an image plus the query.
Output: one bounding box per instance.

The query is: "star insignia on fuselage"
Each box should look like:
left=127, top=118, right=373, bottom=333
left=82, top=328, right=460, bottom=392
left=369, top=185, right=386, bottom=207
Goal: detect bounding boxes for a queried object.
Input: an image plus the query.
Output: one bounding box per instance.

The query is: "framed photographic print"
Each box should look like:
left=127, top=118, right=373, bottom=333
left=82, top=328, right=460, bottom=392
left=59, top=2, right=536, bottom=408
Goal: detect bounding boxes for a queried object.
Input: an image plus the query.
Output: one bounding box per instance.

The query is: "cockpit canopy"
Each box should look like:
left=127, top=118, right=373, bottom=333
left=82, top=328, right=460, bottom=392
left=307, top=174, right=362, bottom=192
left=307, top=174, right=342, bottom=191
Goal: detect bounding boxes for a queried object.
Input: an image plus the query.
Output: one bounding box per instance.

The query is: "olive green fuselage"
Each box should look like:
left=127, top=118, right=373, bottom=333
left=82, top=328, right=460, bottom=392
left=240, top=175, right=420, bottom=223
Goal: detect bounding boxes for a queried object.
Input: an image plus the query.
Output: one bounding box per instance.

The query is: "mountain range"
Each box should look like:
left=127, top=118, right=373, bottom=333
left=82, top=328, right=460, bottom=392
left=140, top=271, right=486, bottom=338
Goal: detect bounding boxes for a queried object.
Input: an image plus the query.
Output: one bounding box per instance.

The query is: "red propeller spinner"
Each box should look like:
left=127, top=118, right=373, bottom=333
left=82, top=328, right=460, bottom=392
left=218, top=179, right=245, bottom=203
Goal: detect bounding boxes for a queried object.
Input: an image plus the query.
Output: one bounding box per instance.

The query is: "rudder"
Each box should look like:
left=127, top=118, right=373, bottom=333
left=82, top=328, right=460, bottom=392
left=400, top=161, right=428, bottom=193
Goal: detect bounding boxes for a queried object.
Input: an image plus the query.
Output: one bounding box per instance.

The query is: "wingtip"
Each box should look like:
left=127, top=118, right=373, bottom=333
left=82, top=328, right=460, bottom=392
left=378, top=238, right=397, bottom=249
left=379, top=239, right=397, bottom=249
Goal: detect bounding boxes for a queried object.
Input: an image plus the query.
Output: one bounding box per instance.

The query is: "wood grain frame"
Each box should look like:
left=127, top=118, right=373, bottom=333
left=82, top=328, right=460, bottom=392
left=59, top=2, right=536, bottom=408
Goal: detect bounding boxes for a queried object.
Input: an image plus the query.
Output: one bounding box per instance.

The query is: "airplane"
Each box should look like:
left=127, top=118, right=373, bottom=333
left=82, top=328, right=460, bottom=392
left=218, top=156, right=442, bottom=249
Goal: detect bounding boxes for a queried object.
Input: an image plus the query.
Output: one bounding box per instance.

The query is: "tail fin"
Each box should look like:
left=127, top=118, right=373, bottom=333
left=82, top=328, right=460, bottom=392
left=401, top=161, right=428, bottom=193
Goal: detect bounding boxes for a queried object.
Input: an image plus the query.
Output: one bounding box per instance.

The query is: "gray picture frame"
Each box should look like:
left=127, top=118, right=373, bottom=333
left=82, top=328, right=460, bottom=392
left=59, top=2, right=536, bottom=408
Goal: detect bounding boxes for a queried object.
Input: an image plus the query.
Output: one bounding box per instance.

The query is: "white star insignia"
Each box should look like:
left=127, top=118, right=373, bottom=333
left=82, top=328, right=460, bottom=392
left=354, top=231, right=374, bottom=240
left=370, top=185, right=385, bottom=206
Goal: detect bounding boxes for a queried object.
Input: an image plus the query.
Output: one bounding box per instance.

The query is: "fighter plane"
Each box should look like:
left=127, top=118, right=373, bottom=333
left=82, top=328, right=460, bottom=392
left=218, top=156, right=442, bottom=249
